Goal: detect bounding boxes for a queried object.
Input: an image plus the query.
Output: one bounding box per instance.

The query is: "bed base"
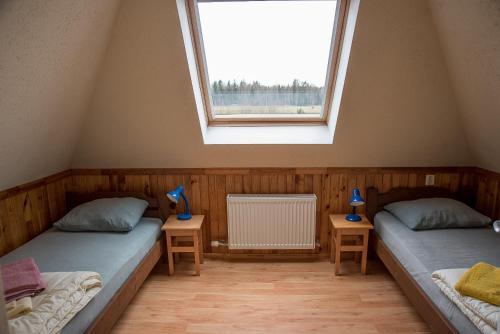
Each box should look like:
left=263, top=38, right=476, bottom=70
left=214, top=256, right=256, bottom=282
left=86, top=239, right=165, bottom=334
left=366, top=186, right=475, bottom=334
left=372, top=234, right=457, bottom=334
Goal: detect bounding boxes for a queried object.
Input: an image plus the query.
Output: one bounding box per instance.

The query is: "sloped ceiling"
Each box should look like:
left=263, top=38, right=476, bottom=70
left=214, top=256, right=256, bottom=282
left=0, top=0, right=120, bottom=190
left=72, top=0, right=473, bottom=169
left=4, top=0, right=492, bottom=190
left=428, top=0, right=500, bottom=172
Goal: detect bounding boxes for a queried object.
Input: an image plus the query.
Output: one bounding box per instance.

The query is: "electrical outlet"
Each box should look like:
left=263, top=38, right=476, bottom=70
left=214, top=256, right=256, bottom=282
left=425, top=174, right=435, bottom=186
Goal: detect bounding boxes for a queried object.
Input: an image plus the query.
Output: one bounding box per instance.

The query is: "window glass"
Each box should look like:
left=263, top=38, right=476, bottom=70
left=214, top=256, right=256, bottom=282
left=197, top=1, right=337, bottom=118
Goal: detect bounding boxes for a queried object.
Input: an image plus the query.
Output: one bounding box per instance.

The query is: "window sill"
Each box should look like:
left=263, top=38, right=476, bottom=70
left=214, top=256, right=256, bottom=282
left=203, top=124, right=335, bottom=144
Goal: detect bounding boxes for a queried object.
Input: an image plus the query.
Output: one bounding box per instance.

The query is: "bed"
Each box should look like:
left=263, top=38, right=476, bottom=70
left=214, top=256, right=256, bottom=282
left=366, top=186, right=499, bottom=334
left=0, top=191, right=166, bottom=334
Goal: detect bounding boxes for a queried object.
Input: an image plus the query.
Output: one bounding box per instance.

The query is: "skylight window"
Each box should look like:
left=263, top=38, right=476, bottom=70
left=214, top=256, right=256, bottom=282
left=186, top=0, right=347, bottom=125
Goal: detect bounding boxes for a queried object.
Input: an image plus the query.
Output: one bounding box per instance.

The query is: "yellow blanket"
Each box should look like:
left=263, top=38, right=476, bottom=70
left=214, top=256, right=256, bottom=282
left=455, top=262, right=500, bottom=306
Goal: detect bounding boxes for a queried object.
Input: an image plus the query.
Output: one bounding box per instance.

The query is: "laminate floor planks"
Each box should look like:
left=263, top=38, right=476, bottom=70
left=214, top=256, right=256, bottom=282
left=112, top=258, right=430, bottom=334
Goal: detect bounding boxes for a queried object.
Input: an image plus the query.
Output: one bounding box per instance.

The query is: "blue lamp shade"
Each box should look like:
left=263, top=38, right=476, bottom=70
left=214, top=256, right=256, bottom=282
left=346, top=188, right=365, bottom=222
left=349, top=188, right=365, bottom=206
left=166, top=185, right=192, bottom=220
left=166, top=186, right=181, bottom=203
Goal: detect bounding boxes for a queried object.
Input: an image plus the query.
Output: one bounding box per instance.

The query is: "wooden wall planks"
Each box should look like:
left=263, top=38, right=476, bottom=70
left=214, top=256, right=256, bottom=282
left=0, top=173, right=70, bottom=256
left=65, top=167, right=475, bottom=254
left=475, top=168, right=500, bottom=220
left=1, top=167, right=499, bottom=257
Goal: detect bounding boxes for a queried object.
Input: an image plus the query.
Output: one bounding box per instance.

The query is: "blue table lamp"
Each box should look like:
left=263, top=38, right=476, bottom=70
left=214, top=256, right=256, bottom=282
left=345, top=188, right=365, bottom=222
left=166, top=185, right=192, bottom=220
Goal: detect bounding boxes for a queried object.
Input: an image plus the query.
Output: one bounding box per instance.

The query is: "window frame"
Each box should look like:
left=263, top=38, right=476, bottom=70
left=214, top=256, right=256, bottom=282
left=185, top=0, right=349, bottom=126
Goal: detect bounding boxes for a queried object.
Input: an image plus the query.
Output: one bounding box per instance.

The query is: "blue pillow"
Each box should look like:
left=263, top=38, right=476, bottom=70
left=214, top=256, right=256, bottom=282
left=54, top=197, right=149, bottom=232
left=384, top=197, right=491, bottom=230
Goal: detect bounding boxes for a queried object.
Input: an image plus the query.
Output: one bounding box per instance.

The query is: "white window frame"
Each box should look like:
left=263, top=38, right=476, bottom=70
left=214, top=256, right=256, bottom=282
left=185, top=0, right=350, bottom=126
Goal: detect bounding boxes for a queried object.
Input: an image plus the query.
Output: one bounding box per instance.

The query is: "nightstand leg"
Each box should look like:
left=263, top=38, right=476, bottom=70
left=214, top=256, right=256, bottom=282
left=354, top=236, right=361, bottom=263
left=198, top=230, right=204, bottom=264
left=361, top=231, right=369, bottom=274
left=166, top=234, right=174, bottom=275
left=334, top=230, right=341, bottom=275
left=193, top=231, right=201, bottom=276
left=330, top=228, right=335, bottom=263
left=173, top=237, right=180, bottom=264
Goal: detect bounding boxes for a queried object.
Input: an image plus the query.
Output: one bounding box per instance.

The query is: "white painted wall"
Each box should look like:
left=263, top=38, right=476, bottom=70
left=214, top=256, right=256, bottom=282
left=4, top=0, right=497, bottom=190
left=0, top=0, right=121, bottom=190
left=429, top=0, right=500, bottom=172
left=72, top=0, right=473, bottom=169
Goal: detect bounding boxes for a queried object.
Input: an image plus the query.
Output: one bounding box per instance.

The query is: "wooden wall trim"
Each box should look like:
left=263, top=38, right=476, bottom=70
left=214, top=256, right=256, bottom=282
left=0, top=166, right=480, bottom=199
left=0, top=169, right=71, bottom=200
left=475, top=167, right=500, bottom=179
left=71, top=167, right=475, bottom=176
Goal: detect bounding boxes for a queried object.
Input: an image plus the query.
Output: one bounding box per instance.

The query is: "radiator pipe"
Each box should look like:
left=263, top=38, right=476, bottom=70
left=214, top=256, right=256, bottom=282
left=211, top=240, right=228, bottom=247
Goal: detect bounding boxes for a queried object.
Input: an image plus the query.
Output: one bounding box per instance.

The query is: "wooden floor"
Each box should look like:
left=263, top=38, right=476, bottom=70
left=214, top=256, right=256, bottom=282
left=111, top=258, right=430, bottom=334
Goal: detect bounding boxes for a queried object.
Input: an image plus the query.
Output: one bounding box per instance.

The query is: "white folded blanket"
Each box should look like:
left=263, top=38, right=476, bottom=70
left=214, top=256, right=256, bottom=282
left=432, top=268, right=500, bottom=334
left=8, top=271, right=102, bottom=334
left=6, top=297, right=33, bottom=319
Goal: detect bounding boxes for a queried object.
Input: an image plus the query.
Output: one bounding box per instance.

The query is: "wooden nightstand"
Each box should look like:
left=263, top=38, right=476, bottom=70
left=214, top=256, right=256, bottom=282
left=329, top=214, right=373, bottom=275
left=162, top=215, right=204, bottom=276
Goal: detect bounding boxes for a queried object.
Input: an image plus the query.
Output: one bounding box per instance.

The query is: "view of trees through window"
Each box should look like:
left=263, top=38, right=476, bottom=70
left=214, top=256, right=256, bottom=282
left=210, top=80, right=324, bottom=115
left=198, top=1, right=337, bottom=117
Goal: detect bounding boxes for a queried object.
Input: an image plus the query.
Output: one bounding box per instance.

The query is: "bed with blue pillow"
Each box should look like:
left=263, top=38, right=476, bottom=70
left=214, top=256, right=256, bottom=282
left=0, top=192, right=165, bottom=334
left=366, top=186, right=499, bottom=334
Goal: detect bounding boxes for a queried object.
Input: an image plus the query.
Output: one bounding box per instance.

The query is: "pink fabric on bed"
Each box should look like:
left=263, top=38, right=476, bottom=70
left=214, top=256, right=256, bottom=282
left=1, top=257, right=46, bottom=303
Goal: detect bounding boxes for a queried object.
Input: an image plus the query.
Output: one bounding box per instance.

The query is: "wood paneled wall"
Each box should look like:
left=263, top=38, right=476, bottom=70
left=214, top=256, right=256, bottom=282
left=66, top=167, right=475, bottom=254
left=2, top=166, right=499, bottom=257
left=475, top=168, right=500, bottom=220
left=0, top=171, right=71, bottom=256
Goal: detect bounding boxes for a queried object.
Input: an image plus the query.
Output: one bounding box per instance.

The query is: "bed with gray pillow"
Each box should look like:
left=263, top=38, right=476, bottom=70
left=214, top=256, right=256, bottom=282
left=374, top=197, right=498, bottom=334
left=0, top=195, right=163, bottom=333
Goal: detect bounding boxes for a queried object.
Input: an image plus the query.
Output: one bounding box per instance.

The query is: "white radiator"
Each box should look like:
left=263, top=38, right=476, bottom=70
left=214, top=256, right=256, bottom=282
left=227, top=194, right=317, bottom=250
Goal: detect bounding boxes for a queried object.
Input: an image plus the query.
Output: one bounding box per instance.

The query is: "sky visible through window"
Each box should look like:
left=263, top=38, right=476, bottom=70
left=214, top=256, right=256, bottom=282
left=197, top=0, right=337, bottom=117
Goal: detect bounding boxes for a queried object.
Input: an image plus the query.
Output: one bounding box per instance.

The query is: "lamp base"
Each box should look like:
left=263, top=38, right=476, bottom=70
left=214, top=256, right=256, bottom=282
left=345, top=213, right=362, bottom=222
left=177, top=213, right=192, bottom=220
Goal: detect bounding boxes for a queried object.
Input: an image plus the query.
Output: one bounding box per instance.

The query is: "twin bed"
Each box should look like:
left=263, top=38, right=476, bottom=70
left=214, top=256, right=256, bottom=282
left=0, top=192, right=165, bottom=334
left=367, top=186, right=499, bottom=334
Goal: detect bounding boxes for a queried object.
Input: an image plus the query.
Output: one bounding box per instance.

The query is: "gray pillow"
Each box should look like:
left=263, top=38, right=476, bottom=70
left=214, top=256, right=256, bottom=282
left=54, top=197, right=149, bottom=232
left=384, top=197, right=491, bottom=230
